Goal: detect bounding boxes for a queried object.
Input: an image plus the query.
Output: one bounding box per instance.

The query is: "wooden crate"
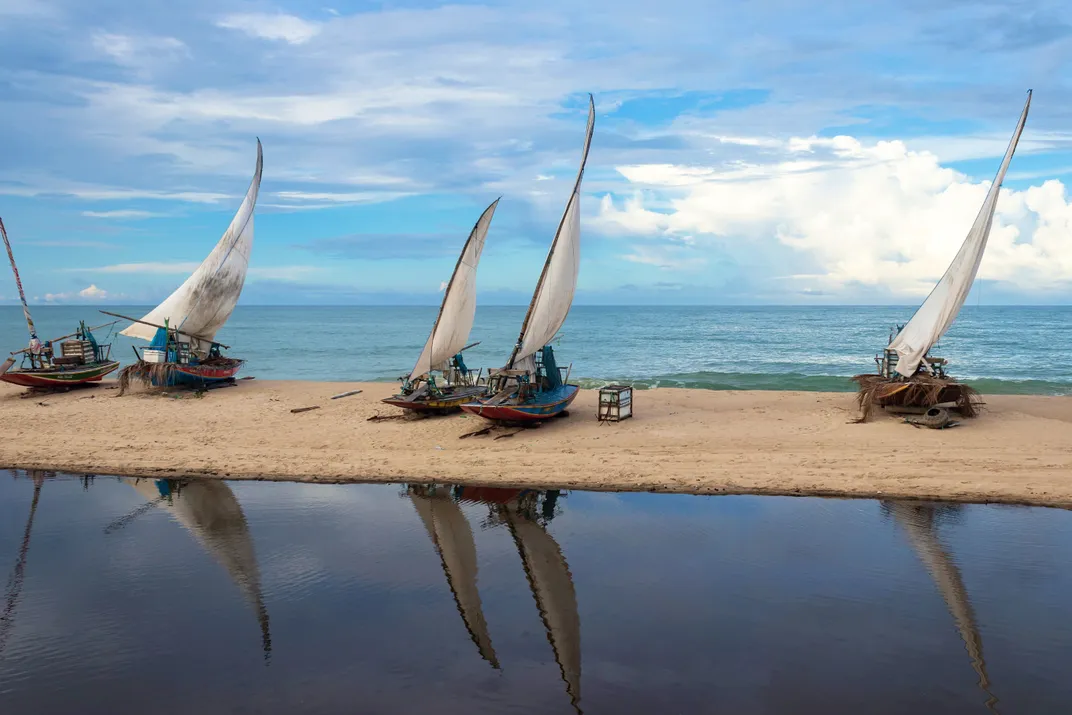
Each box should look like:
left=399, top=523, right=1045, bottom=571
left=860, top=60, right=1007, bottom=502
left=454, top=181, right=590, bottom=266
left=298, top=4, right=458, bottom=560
left=598, top=385, right=633, bottom=422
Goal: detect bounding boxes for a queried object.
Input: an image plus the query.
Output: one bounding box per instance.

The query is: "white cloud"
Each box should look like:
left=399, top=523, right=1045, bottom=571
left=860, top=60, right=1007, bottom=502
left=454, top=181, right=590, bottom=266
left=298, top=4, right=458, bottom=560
left=216, top=13, right=322, bottom=44
left=67, top=261, right=200, bottom=274
left=81, top=209, right=161, bottom=219
left=63, top=263, right=320, bottom=282
left=91, top=32, right=187, bottom=66
left=44, top=284, right=111, bottom=302
left=79, top=284, right=107, bottom=298
left=272, top=190, right=413, bottom=205
left=598, top=135, right=1072, bottom=296
left=0, top=183, right=231, bottom=203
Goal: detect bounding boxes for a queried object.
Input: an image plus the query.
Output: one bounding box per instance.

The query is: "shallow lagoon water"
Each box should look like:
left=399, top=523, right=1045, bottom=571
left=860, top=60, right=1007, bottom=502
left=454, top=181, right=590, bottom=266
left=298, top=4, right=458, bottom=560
left=1, top=471, right=1071, bottom=714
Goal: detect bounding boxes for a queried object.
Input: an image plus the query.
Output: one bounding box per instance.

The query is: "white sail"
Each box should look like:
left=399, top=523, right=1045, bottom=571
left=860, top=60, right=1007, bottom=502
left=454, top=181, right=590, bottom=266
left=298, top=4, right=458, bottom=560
left=888, top=92, right=1031, bottom=377
left=409, top=490, right=499, bottom=668
left=122, top=140, right=263, bottom=352
left=409, top=199, right=499, bottom=381
left=130, top=478, right=271, bottom=657
left=889, top=502, right=994, bottom=704
left=507, top=510, right=581, bottom=711
left=509, top=96, right=595, bottom=372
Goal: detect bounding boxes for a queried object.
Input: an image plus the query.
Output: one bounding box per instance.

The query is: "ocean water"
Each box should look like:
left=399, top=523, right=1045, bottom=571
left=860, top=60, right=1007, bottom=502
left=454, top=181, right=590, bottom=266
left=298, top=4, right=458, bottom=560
left=2, top=305, right=1071, bottom=394
left=3, top=472, right=1072, bottom=713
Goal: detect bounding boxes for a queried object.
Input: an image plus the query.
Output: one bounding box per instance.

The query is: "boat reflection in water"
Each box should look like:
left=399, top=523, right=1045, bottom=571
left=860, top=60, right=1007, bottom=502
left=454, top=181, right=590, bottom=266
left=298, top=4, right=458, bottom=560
left=885, top=501, right=998, bottom=712
left=122, top=478, right=272, bottom=661
left=0, top=470, right=46, bottom=657
left=406, top=485, right=581, bottom=713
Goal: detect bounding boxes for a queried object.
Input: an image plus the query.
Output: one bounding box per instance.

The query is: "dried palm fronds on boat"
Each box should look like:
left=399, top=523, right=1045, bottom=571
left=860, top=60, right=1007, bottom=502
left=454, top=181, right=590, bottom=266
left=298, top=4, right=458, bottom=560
left=117, top=361, right=177, bottom=395
left=117, top=356, right=243, bottom=395
left=851, top=373, right=981, bottom=423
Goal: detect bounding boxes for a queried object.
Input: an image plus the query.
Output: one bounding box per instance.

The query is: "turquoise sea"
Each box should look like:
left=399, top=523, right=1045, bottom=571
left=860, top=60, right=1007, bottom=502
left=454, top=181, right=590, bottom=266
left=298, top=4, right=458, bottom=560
left=2, top=305, right=1071, bottom=394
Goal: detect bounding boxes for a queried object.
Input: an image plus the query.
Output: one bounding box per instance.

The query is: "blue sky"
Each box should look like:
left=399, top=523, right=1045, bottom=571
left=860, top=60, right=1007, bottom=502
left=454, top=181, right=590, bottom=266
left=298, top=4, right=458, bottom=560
left=1, top=0, right=1071, bottom=305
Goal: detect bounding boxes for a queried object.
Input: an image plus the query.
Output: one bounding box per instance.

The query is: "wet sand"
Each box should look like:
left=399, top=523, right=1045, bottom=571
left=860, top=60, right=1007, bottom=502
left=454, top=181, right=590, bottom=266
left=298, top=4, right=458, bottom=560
left=2, top=380, right=1071, bottom=506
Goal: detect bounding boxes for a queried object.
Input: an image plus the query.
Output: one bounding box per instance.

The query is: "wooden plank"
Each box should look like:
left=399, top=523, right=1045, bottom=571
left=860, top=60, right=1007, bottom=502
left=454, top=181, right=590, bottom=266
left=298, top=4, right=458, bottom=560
left=330, top=389, right=363, bottom=400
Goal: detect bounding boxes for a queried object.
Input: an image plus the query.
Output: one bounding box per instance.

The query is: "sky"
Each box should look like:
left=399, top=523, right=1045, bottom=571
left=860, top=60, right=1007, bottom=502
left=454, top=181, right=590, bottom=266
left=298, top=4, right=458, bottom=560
left=0, top=0, right=1071, bottom=306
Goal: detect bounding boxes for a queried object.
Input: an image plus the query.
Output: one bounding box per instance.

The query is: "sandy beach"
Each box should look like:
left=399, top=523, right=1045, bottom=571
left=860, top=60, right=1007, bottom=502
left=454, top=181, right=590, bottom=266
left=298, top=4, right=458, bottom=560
left=2, top=379, right=1071, bottom=506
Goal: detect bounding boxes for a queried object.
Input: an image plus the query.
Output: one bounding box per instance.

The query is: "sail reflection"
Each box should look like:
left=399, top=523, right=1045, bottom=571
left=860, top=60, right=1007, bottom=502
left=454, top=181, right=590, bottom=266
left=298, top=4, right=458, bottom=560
left=409, top=485, right=582, bottom=713
left=886, top=501, right=998, bottom=712
left=407, top=484, right=499, bottom=668
left=125, top=478, right=271, bottom=660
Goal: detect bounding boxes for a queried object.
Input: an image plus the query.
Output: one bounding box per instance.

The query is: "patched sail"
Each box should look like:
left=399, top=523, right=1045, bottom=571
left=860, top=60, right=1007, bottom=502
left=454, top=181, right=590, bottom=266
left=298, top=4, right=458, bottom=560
left=409, top=199, right=499, bottom=381
left=122, top=140, right=263, bottom=352
left=509, top=96, right=595, bottom=372
left=888, top=92, right=1030, bottom=377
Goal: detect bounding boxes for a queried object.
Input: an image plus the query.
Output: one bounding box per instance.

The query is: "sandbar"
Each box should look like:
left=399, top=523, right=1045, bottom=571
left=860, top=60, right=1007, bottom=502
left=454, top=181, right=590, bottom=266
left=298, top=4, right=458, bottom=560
left=2, top=380, right=1071, bottom=506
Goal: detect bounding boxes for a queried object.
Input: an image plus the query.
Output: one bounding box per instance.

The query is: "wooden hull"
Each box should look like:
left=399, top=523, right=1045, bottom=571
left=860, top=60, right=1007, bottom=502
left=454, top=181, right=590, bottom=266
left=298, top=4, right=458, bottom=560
left=461, top=385, right=578, bottom=422
left=158, top=362, right=244, bottom=387
left=0, top=360, right=119, bottom=388
left=382, top=385, right=487, bottom=413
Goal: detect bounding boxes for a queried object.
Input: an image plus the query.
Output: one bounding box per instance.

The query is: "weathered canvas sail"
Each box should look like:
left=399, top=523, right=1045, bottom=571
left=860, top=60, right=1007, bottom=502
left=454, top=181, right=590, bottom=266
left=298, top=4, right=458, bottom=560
left=409, top=491, right=499, bottom=668
left=508, top=96, right=595, bottom=373
left=507, top=510, right=581, bottom=712
left=888, top=92, right=1031, bottom=377
left=129, top=478, right=271, bottom=658
left=122, top=140, right=263, bottom=352
left=888, top=502, right=995, bottom=707
left=409, top=199, right=499, bottom=381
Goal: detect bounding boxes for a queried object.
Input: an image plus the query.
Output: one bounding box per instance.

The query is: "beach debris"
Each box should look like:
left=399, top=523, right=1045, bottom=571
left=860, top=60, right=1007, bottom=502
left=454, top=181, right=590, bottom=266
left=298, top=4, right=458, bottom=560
left=240, top=376, right=255, bottom=380
left=367, top=414, right=405, bottom=422
left=435, top=445, right=443, bottom=450
left=290, top=406, right=320, bottom=414
left=494, top=431, right=520, bottom=440
left=36, top=401, right=47, bottom=407
left=330, top=389, right=363, bottom=400
left=904, top=407, right=959, bottom=430
left=459, top=426, right=493, bottom=439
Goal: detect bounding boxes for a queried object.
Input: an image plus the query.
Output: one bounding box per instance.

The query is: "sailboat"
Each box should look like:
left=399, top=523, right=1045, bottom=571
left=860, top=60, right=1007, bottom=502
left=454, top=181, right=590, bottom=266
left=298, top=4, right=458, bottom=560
left=107, top=140, right=263, bottom=391
left=125, top=477, right=272, bottom=659
left=382, top=199, right=499, bottom=413
left=855, top=91, right=1031, bottom=420
left=461, top=96, right=595, bottom=422
left=886, top=501, right=998, bottom=710
left=407, top=485, right=499, bottom=667
left=1, top=218, right=120, bottom=388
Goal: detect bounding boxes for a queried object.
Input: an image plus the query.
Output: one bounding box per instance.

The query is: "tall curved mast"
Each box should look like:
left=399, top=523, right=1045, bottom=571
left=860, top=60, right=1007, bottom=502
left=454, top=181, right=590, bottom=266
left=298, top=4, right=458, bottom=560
left=0, top=218, right=40, bottom=352
left=888, top=92, right=1031, bottom=377
left=507, top=95, right=595, bottom=371
left=122, top=140, right=263, bottom=352
left=409, top=199, right=499, bottom=381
